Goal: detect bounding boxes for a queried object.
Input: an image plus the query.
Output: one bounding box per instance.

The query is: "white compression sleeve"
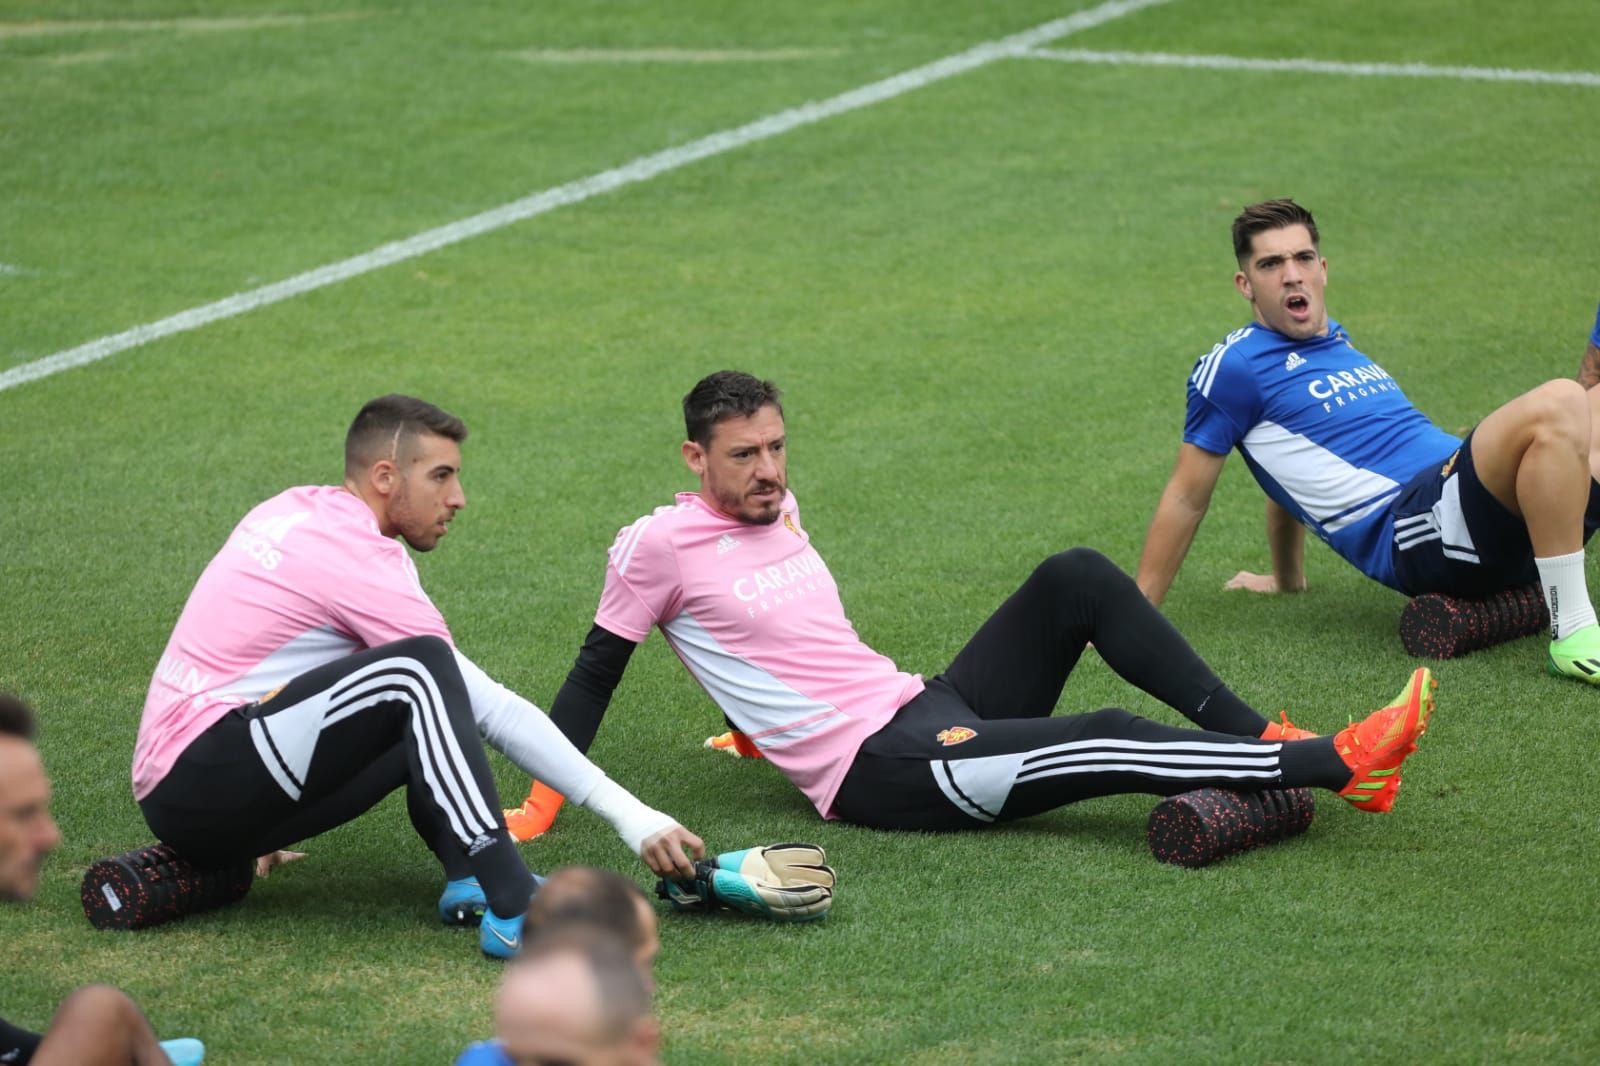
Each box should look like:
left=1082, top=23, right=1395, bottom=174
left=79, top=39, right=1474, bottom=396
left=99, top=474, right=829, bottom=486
left=452, top=650, right=678, bottom=856
left=582, top=777, right=679, bottom=857
left=452, top=649, right=603, bottom=804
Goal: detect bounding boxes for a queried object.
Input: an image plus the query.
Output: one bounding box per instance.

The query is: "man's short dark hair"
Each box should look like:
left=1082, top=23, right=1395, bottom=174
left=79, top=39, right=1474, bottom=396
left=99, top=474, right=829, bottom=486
left=0, top=693, right=37, bottom=741
left=1232, top=199, right=1320, bottom=263
left=344, top=395, right=467, bottom=477
left=683, top=371, right=783, bottom=448
left=525, top=866, right=649, bottom=952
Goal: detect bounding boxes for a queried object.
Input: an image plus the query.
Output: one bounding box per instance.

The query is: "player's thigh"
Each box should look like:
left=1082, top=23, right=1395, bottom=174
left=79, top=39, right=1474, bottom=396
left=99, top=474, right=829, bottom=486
left=1390, top=436, right=1538, bottom=596
left=941, top=549, right=1113, bottom=719
left=835, top=690, right=1132, bottom=828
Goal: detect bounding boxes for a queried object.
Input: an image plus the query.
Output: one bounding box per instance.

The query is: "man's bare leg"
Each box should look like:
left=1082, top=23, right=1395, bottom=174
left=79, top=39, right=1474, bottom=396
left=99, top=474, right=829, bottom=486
left=31, top=986, right=172, bottom=1066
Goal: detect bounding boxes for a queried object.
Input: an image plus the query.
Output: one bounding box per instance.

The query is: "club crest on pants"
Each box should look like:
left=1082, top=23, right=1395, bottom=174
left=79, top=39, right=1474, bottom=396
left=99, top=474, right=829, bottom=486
left=936, top=726, right=977, bottom=746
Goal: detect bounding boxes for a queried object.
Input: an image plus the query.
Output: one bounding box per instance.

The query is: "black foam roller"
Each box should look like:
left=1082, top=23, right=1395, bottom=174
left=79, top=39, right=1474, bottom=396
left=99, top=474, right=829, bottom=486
left=82, top=843, right=252, bottom=931
left=1147, top=787, right=1315, bottom=868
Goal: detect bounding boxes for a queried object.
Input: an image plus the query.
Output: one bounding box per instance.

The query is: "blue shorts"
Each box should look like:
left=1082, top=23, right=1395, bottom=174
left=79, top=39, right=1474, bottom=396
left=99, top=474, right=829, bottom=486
left=1390, top=431, right=1600, bottom=597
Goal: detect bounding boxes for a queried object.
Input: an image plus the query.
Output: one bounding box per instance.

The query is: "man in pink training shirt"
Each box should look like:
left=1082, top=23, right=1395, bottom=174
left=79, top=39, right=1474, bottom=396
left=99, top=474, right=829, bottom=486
left=133, top=395, right=701, bottom=958
left=509, top=371, right=1435, bottom=839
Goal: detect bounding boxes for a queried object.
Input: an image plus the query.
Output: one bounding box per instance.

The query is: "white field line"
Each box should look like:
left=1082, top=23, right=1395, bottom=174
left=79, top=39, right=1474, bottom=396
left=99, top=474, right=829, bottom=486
left=0, top=0, right=1170, bottom=395
left=0, top=14, right=372, bottom=40
left=507, top=47, right=843, bottom=64
left=1026, top=47, right=1600, bottom=88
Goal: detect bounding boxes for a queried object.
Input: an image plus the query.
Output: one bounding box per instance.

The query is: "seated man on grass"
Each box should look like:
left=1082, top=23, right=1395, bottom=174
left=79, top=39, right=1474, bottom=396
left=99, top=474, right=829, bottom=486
left=133, top=396, right=702, bottom=960
left=508, top=371, right=1436, bottom=844
left=1136, top=198, right=1600, bottom=683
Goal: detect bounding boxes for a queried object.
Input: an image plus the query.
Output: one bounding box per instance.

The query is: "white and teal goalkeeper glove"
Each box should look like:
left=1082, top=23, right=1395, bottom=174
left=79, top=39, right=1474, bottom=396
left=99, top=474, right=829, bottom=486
left=658, top=842, right=835, bottom=922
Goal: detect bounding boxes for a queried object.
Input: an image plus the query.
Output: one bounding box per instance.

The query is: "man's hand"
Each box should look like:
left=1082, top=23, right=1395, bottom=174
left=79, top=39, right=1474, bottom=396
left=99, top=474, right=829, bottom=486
left=640, top=825, right=704, bottom=880
left=254, top=850, right=307, bottom=878
left=1224, top=570, right=1305, bottom=594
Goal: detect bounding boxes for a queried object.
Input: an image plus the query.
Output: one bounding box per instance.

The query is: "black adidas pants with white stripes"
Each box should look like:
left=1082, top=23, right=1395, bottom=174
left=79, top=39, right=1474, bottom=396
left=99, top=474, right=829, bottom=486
left=832, top=549, right=1347, bottom=830
left=140, top=635, right=535, bottom=917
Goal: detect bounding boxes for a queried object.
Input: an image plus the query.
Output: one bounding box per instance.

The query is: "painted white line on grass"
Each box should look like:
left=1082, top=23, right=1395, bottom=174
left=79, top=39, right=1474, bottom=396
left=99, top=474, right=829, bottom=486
left=507, top=47, right=843, bottom=64
left=0, top=13, right=372, bottom=39
left=1025, top=47, right=1600, bottom=88
left=0, top=264, right=25, bottom=276
left=0, top=0, right=1169, bottom=395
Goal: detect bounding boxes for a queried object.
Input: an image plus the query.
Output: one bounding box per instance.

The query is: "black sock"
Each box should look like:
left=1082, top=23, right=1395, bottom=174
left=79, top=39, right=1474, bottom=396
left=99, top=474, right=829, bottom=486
left=470, top=830, right=537, bottom=917
left=1277, top=736, right=1351, bottom=791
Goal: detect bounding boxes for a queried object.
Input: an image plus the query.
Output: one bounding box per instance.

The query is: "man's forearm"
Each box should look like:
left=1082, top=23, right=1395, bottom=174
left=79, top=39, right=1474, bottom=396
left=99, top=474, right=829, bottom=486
left=1265, top=499, right=1307, bottom=592
left=1136, top=498, right=1205, bottom=606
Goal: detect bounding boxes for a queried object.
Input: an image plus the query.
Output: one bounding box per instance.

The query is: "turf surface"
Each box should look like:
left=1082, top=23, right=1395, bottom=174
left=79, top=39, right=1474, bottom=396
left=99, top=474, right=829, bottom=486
left=3, top=1, right=1598, bottom=1062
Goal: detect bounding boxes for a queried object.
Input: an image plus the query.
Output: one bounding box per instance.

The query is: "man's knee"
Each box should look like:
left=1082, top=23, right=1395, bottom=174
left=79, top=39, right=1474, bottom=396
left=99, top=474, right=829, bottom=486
left=51, top=984, right=140, bottom=1031
left=1032, top=547, right=1121, bottom=592
left=1523, top=379, right=1590, bottom=439
left=379, top=635, right=464, bottom=689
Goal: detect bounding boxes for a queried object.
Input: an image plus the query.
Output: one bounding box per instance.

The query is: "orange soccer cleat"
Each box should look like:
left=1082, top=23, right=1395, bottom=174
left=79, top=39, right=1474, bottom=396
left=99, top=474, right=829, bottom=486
left=503, top=781, right=566, bottom=842
left=1259, top=711, right=1317, bottom=742
left=1334, top=667, right=1436, bottom=813
left=704, top=730, right=763, bottom=759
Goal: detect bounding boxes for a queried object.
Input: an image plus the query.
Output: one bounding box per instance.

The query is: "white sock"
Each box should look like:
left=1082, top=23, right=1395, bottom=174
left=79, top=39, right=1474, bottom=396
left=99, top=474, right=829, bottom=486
left=1535, top=550, right=1598, bottom=640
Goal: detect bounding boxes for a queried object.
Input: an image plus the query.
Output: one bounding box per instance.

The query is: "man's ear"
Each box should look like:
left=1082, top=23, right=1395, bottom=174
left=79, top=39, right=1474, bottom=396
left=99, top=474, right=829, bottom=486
left=368, top=458, right=399, bottom=498
left=681, top=440, right=706, bottom=477
left=1233, top=268, right=1254, bottom=303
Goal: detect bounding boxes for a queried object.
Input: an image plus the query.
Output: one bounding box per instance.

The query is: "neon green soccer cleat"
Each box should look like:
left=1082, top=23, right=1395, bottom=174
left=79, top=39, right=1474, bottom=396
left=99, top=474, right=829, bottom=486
left=1547, top=624, right=1600, bottom=685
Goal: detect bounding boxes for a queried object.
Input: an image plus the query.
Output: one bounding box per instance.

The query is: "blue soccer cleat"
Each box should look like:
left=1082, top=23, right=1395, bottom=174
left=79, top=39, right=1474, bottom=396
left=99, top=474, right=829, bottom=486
left=159, top=1037, right=206, bottom=1066
left=479, top=907, right=524, bottom=959
left=438, top=877, right=487, bottom=926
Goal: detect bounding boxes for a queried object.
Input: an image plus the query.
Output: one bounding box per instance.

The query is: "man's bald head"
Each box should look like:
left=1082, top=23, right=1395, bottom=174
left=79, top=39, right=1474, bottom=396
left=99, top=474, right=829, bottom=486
left=497, top=930, right=659, bottom=1066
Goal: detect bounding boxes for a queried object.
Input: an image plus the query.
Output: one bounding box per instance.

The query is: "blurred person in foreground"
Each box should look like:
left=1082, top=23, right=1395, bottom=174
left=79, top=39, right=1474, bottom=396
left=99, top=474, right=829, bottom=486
left=0, top=693, right=204, bottom=1066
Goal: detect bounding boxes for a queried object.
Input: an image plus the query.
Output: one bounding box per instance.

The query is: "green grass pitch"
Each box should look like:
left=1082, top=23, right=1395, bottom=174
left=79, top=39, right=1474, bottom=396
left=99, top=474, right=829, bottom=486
left=3, top=1, right=1598, bottom=1062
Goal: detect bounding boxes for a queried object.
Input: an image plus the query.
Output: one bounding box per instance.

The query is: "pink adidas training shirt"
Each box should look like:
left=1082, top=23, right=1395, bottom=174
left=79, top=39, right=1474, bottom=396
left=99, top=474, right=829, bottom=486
left=596, top=491, right=924, bottom=818
left=133, top=486, right=452, bottom=800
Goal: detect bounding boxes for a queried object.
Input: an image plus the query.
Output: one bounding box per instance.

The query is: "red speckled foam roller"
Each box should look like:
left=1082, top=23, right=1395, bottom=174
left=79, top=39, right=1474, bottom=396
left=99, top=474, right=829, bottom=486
left=1147, top=787, right=1315, bottom=868
left=81, top=844, right=252, bottom=930
left=1398, top=583, right=1547, bottom=660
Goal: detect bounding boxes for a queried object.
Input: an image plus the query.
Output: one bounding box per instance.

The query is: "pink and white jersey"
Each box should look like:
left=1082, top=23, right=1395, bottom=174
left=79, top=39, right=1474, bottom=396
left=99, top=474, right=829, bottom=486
left=596, top=491, right=924, bottom=818
left=133, top=486, right=452, bottom=799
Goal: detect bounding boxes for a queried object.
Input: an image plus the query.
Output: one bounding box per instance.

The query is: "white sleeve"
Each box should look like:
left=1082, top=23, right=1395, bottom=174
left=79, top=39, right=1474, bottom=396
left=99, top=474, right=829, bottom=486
left=453, top=650, right=678, bottom=855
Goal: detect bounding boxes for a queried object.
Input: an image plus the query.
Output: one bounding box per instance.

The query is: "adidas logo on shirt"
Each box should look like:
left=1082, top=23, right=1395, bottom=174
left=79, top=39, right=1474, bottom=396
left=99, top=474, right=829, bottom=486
left=716, top=534, right=740, bottom=555
left=1284, top=352, right=1306, bottom=371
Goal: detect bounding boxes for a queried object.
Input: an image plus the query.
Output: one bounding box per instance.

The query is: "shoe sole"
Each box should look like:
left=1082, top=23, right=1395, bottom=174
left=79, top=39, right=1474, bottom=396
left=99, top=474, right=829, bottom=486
left=1547, top=654, right=1600, bottom=683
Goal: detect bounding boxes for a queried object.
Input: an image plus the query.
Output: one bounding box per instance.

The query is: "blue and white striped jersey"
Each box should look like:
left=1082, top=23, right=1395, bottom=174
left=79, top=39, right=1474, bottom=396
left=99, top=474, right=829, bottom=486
left=1184, top=319, right=1459, bottom=589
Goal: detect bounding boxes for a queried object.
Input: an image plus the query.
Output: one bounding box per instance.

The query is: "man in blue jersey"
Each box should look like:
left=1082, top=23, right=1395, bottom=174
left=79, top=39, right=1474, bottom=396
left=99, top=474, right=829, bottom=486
left=1135, top=199, right=1600, bottom=683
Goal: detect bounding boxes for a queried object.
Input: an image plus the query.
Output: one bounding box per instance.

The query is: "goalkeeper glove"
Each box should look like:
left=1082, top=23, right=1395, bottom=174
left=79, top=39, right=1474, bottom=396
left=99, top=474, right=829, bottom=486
left=657, top=842, right=835, bottom=922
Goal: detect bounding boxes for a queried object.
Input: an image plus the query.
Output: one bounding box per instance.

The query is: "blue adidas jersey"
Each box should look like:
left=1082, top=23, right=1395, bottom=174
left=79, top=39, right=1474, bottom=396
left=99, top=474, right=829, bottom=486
left=1184, top=319, right=1460, bottom=589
